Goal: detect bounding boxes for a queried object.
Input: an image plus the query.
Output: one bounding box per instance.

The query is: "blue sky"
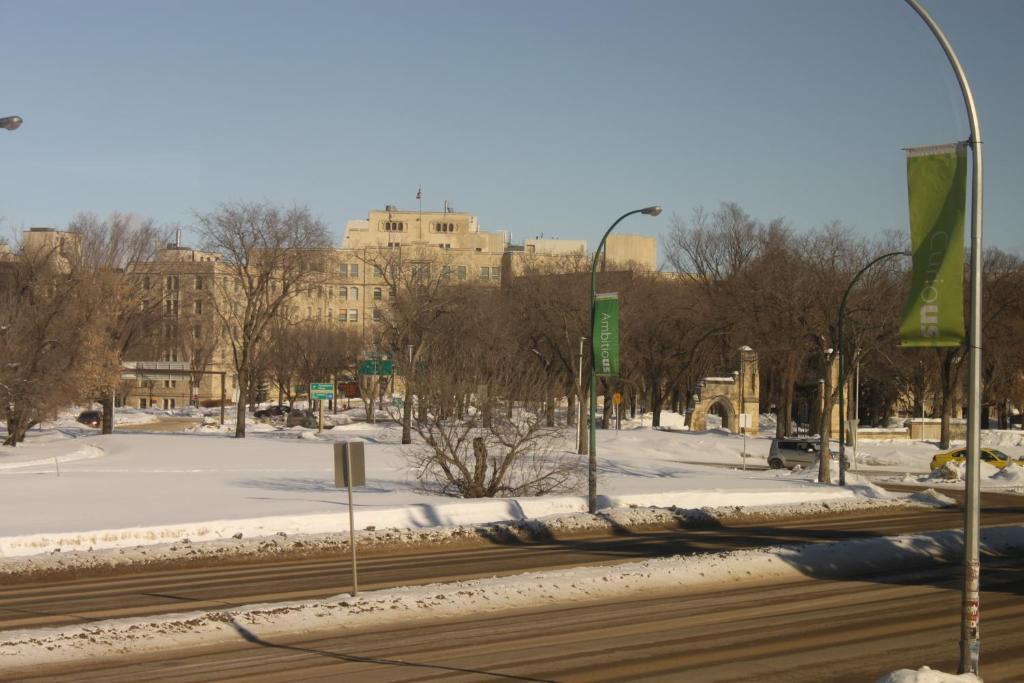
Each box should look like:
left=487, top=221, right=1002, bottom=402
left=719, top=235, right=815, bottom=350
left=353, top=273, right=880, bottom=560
left=1, top=1, right=1021, bottom=255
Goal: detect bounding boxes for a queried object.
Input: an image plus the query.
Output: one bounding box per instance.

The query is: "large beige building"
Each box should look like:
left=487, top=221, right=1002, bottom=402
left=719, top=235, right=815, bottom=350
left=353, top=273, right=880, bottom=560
left=49, top=206, right=659, bottom=410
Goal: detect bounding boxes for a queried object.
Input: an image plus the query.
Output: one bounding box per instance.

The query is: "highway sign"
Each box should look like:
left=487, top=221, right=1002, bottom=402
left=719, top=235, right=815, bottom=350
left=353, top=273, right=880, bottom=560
left=310, top=383, right=334, bottom=400
left=358, top=359, right=394, bottom=375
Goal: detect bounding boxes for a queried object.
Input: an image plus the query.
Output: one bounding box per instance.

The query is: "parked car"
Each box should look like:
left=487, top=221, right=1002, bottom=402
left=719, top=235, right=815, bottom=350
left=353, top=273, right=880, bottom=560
left=286, top=409, right=317, bottom=428
left=929, top=447, right=1023, bottom=471
left=76, top=410, right=102, bottom=428
left=768, top=437, right=840, bottom=470
left=254, top=405, right=291, bottom=419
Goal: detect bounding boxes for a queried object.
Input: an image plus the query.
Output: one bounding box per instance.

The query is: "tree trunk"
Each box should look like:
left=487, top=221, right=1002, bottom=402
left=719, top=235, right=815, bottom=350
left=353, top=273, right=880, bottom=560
left=567, top=390, right=576, bottom=427
left=101, top=395, right=114, bottom=435
left=545, top=391, right=555, bottom=428
left=651, top=381, right=663, bottom=428
left=235, top=372, right=248, bottom=438
left=401, top=378, right=412, bottom=445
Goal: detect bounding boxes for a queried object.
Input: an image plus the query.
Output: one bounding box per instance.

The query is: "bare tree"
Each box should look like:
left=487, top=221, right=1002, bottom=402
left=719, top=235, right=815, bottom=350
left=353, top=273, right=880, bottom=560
left=0, top=236, right=120, bottom=445
left=195, top=202, right=332, bottom=437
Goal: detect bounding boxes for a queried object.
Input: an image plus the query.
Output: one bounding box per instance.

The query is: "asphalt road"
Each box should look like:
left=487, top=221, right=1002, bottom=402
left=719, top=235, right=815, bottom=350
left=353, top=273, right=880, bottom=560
left=2, top=490, right=1020, bottom=634
left=15, top=558, right=1024, bottom=682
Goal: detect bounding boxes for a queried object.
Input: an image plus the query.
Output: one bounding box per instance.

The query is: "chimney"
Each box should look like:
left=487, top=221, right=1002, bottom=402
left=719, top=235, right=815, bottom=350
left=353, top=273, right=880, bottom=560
left=175, top=228, right=181, bottom=248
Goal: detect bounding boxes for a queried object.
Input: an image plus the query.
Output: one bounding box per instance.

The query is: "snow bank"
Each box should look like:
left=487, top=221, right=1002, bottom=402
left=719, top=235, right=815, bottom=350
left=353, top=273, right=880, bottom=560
left=0, top=494, right=948, bottom=580
left=2, top=525, right=1021, bottom=674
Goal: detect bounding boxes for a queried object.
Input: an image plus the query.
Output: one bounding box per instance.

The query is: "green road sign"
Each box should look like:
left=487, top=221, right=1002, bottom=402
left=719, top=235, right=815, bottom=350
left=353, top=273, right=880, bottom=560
left=310, top=382, right=334, bottom=400
left=358, top=359, right=394, bottom=375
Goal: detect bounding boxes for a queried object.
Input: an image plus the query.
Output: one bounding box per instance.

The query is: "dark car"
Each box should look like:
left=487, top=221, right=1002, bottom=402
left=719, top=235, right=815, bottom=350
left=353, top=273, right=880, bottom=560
left=254, top=405, right=291, bottom=419
left=76, top=410, right=102, bottom=428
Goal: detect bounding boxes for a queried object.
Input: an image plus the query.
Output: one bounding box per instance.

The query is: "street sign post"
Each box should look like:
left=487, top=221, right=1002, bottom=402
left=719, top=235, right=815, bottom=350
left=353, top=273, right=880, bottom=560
left=739, top=413, right=752, bottom=471
left=333, top=441, right=366, bottom=597
left=311, top=383, right=334, bottom=433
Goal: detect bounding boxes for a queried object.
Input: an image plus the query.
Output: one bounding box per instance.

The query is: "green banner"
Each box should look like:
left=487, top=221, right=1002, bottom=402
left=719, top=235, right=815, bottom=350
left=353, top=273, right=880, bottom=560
left=593, top=293, right=620, bottom=377
left=899, top=143, right=967, bottom=347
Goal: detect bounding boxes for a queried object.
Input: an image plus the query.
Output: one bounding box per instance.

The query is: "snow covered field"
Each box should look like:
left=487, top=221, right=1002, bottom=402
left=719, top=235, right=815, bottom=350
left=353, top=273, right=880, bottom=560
left=1, top=410, right=1021, bottom=558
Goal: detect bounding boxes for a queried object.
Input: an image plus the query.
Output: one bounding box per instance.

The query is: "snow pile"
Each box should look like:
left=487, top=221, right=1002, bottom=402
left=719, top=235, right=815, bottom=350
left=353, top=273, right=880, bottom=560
left=2, top=525, right=1021, bottom=674
left=991, top=462, right=1024, bottom=485
left=876, top=666, right=980, bottom=682
left=0, top=494, right=950, bottom=580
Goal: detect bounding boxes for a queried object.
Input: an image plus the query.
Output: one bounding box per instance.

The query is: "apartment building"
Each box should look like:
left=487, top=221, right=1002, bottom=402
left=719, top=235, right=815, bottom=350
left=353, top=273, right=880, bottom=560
left=81, top=206, right=659, bottom=410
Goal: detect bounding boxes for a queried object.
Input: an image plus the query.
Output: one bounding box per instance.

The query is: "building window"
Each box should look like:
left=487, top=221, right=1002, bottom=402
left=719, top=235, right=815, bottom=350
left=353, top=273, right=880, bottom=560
left=195, top=276, right=204, bottom=290
left=389, top=286, right=397, bottom=298
left=166, top=275, right=179, bottom=291
left=348, top=309, right=358, bottom=322
left=339, top=287, right=348, bottom=300
left=372, top=308, right=383, bottom=321
left=434, top=222, right=455, bottom=233
left=458, top=265, right=467, bottom=280
left=373, top=287, right=382, bottom=300
left=350, top=287, right=359, bottom=300
left=143, top=275, right=151, bottom=290
left=139, top=398, right=148, bottom=409
left=350, top=263, right=359, bottom=277
left=327, top=310, right=333, bottom=321
left=163, top=398, right=176, bottom=410
left=164, top=380, right=177, bottom=389
left=373, top=265, right=383, bottom=277
left=340, top=263, right=349, bottom=277
left=384, top=221, right=406, bottom=232
left=194, top=300, right=203, bottom=314
left=480, top=266, right=500, bottom=282
left=441, top=265, right=452, bottom=279
left=192, top=325, right=202, bottom=339
left=166, top=299, right=179, bottom=315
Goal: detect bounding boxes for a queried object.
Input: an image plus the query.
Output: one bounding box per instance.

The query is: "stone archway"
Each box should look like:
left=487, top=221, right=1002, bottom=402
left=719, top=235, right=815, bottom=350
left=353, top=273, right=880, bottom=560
left=701, top=395, right=735, bottom=431
left=688, top=347, right=760, bottom=435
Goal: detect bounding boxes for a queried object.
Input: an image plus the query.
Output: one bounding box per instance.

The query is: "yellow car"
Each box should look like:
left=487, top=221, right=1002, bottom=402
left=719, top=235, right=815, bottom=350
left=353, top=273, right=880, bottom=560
left=929, top=447, right=1023, bottom=471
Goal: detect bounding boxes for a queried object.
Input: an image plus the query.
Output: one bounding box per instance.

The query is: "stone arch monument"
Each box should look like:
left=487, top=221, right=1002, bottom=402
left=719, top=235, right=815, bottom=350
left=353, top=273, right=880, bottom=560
left=690, top=346, right=760, bottom=434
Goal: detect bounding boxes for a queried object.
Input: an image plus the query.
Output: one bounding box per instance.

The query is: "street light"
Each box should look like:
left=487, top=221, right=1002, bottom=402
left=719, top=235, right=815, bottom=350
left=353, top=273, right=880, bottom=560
left=902, top=0, right=984, bottom=673
left=837, top=251, right=909, bottom=486
left=0, top=116, right=23, bottom=131
left=588, top=205, right=661, bottom=514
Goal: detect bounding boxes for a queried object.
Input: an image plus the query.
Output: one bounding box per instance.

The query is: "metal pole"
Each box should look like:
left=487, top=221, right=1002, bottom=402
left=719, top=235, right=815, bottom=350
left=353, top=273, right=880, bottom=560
left=346, top=453, right=358, bottom=597
left=577, top=336, right=586, bottom=453
left=853, top=360, right=860, bottom=471
left=903, top=0, right=983, bottom=672
left=838, top=251, right=907, bottom=486
left=589, top=207, right=659, bottom=514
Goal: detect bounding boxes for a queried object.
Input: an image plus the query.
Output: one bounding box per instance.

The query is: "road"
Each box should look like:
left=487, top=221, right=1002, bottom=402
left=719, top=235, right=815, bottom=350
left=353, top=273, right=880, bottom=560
left=14, top=557, right=1024, bottom=682
left=1, top=490, right=1020, bottom=634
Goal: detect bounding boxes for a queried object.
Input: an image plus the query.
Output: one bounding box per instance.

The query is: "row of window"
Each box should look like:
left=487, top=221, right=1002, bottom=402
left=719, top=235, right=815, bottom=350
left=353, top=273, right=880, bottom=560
left=434, top=222, right=456, bottom=233
left=383, top=221, right=406, bottom=232
left=143, top=275, right=205, bottom=291
left=139, top=398, right=176, bottom=410
left=339, top=263, right=360, bottom=277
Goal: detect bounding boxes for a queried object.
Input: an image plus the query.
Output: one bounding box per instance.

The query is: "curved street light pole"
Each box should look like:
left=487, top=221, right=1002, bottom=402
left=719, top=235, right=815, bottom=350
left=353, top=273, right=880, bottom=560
left=903, top=0, right=984, bottom=674
left=0, top=116, right=23, bottom=131
left=837, top=250, right=908, bottom=487
left=588, top=205, right=661, bottom=514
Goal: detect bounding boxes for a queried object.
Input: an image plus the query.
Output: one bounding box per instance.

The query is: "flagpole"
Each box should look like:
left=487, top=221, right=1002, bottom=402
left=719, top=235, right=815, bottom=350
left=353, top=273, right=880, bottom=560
left=903, top=0, right=983, bottom=675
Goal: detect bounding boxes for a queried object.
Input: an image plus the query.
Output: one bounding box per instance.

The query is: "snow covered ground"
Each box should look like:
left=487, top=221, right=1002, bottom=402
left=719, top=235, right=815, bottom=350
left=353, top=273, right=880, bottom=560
left=0, top=410, right=1020, bottom=558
